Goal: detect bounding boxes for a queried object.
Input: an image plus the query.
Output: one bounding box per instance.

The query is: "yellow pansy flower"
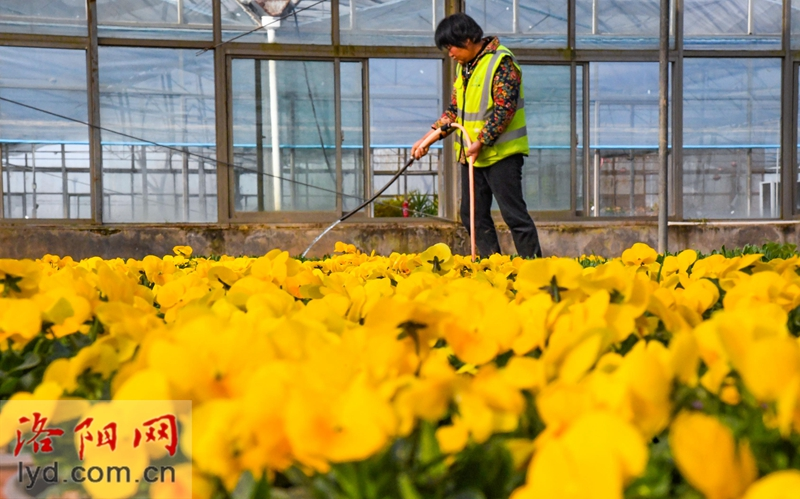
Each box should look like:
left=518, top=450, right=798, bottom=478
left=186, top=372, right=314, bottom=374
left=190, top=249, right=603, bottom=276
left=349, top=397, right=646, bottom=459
left=173, top=245, right=193, bottom=257
left=514, top=258, right=584, bottom=300
left=517, top=411, right=647, bottom=499
left=0, top=298, right=42, bottom=347
left=417, top=243, right=455, bottom=274
left=742, top=470, right=800, bottom=499
left=621, top=242, right=658, bottom=267
left=669, top=411, right=757, bottom=499
left=0, top=258, right=42, bottom=296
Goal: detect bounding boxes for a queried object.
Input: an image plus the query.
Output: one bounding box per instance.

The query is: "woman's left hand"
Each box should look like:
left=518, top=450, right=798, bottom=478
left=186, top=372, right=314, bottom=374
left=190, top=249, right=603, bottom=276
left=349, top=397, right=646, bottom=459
left=466, top=140, right=483, bottom=161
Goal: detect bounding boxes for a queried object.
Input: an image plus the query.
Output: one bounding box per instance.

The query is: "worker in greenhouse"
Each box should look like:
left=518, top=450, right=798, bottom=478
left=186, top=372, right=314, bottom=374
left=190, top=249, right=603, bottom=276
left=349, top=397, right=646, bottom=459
left=412, top=13, right=542, bottom=259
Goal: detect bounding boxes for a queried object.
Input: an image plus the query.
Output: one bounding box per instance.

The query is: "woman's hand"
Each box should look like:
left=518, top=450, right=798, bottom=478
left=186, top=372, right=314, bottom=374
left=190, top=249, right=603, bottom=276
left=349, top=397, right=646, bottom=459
left=466, top=139, right=483, bottom=162
left=412, top=128, right=444, bottom=160
left=411, top=136, right=430, bottom=160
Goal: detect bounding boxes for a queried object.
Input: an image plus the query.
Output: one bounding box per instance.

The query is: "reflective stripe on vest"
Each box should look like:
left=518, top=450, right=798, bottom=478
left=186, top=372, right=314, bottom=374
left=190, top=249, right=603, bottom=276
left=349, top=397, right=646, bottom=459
left=454, top=45, right=529, bottom=167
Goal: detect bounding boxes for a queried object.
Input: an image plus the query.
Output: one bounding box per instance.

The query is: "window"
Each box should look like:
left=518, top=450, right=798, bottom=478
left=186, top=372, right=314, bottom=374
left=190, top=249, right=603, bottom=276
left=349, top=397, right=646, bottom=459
left=231, top=59, right=363, bottom=214
left=465, top=0, right=567, bottom=48
left=797, top=64, right=800, bottom=215
left=684, top=0, right=781, bottom=50
left=0, top=0, right=86, bottom=36
left=99, top=48, right=217, bottom=223
left=793, top=0, right=800, bottom=48
left=97, top=0, right=215, bottom=40
left=340, top=0, right=443, bottom=46
left=588, top=62, right=664, bottom=217
left=683, top=58, right=781, bottom=219
left=221, top=0, right=331, bottom=44
left=0, top=47, right=90, bottom=219
left=522, top=65, right=580, bottom=212
left=576, top=0, right=661, bottom=49
left=369, top=59, right=442, bottom=217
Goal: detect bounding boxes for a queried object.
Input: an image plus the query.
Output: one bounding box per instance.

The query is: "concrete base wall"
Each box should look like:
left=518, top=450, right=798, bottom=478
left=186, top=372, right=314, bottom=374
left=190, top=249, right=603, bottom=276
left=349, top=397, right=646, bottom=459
left=2, top=221, right=799, bottom=260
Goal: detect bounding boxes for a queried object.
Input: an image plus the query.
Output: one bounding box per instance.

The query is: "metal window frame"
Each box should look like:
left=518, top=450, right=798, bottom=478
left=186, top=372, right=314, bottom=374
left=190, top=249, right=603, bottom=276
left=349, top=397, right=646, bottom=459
left=225, top=54, right=341, bottom=223
left=783, top=0, right=798, bottom=218
left=0, top=0, right=798, bottom=225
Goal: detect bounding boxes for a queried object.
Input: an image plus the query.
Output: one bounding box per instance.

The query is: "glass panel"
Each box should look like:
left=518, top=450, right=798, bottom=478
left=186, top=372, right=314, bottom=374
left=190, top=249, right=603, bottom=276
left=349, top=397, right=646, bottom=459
left=793, top=0, right=800, bottom=50
left=232, top=59, right=337, bottom=212
left=576, top=0, right=661, bottom=49
left=522, top=65, right=578, bottom=212
left=0, top=47, right=89, bottom=220
left=342, top=62, right=364, bottom=212
left=99, top=48, right=217, bottom=223
left=465, top=0, right=567, bottom=48
left=340, top=0, right=443, bottom=46
left=221, top=0, right=331, bottom=45
left=588, top=62, right=664, bottom=217
left=684, top=0, right=781, bottom=50
left=97, top=0, right=220, bottom=40
left=369, top=59, right=442, bottom=218
left=683, top=58, right=781, bottom=219
left=0, top=0, right=86, bottom=36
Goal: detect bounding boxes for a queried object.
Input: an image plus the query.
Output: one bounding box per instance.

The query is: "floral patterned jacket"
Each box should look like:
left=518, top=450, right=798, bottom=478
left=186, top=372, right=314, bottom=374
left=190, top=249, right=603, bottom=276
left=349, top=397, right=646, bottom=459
left=432, top=36, right=522, bottom=163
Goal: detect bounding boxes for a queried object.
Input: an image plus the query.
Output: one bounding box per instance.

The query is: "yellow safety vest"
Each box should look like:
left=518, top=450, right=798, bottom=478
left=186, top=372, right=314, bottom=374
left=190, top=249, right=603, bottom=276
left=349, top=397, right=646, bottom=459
left=454, top=44, right=529, bottom=167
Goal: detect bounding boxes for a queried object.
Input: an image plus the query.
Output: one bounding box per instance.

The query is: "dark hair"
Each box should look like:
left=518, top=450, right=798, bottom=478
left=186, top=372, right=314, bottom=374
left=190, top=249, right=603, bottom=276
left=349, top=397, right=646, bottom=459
left=435, top=13, right=484, bottom=50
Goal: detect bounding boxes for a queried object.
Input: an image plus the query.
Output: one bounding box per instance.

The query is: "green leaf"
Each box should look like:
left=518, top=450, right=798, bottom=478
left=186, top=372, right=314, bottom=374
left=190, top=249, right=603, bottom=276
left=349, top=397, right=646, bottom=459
left=397, top=473, right=423, bottom=499
left=251, top=472, right=271, bottom=499
left=17, top=371, right=38, bottom=392
left=88, top=318, right=104, bottom=342
left=416, top=421, right=441, bottom=465
left=232, top=471, right=255, bottom=499
left=331, top=464, right=360, bottom=499
left=10, top=352, right=41, bottom=372
left=0, top=348, right=21, bottom=370
left=446, top=489, right=486, bottom=499
left=0, top=375, right=18, bottom=395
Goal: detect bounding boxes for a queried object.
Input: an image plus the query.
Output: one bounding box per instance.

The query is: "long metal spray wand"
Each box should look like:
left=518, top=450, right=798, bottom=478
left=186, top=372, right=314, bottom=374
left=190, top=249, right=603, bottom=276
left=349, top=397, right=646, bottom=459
left=301, top=122, right=478, bottom=261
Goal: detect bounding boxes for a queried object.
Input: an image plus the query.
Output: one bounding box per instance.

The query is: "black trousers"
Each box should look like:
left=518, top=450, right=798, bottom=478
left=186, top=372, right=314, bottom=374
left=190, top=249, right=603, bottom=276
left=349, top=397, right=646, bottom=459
left=460, top=153, right=543, bottom=258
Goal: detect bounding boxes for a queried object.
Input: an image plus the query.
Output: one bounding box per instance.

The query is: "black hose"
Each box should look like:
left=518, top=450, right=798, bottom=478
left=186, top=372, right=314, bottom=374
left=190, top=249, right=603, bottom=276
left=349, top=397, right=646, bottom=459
left=301, top=125, right=449, bottom=257
left=340, top=123, right=450, bottom=223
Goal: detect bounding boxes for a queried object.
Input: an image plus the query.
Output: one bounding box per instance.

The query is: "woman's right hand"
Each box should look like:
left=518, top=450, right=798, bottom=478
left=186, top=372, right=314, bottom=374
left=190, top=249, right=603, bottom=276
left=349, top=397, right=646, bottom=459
left=411, top=135, right=430, bottom=160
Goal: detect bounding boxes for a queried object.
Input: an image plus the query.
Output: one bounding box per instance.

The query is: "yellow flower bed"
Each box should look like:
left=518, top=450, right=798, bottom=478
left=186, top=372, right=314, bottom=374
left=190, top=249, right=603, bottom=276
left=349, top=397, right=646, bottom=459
left=1, top=242, right=800, bottom=499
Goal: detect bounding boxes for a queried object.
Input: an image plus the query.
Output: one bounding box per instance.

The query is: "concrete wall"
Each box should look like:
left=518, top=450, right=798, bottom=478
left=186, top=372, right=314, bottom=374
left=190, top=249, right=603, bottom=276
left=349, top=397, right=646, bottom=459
left=2, top=221, right=798, bottom=260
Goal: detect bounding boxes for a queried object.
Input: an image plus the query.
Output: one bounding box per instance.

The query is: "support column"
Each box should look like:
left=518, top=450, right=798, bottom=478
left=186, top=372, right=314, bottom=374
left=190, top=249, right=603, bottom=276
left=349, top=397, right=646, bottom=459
left=266, top=26, right=281, bottom=211
left=658, top=0, right=670, bottom=252
left=182, top=147, right=190, bottom=221
left=86, top=0, right=103, bottom=223
left=213, top=0, right=230, bottom=222
left=31, top=144, right=37, bottom=219
left=140, top=145, right=148, bottom=220
left=781, top=0, right=795, bottom=218
left=672, top=0, right=684, bottom=221
left=334, top=58, right=343, bottom=216
left=62, top=144, right=69, bottom=218
left=255, top=59, right=265, bottom=211
left=361, top=61, right=371, bottom=216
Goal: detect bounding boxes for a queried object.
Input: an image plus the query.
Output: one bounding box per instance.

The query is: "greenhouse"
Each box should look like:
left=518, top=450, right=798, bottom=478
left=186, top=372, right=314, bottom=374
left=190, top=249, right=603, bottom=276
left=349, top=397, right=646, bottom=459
left=2, top=4, right=800, bottom=499
left=0, top=0, right=798, bottom=256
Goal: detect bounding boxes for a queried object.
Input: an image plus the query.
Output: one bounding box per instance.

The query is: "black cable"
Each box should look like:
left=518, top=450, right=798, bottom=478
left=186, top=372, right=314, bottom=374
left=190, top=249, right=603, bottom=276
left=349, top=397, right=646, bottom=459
left=339, top=126, right=449, bottom=222
left=301, top=126, right=448, bottom=257
left=196, top=0, right=327, bottom=55
left=292, top=5, right=335, bottom=184
left=0, top=95, right=455, bottom=223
